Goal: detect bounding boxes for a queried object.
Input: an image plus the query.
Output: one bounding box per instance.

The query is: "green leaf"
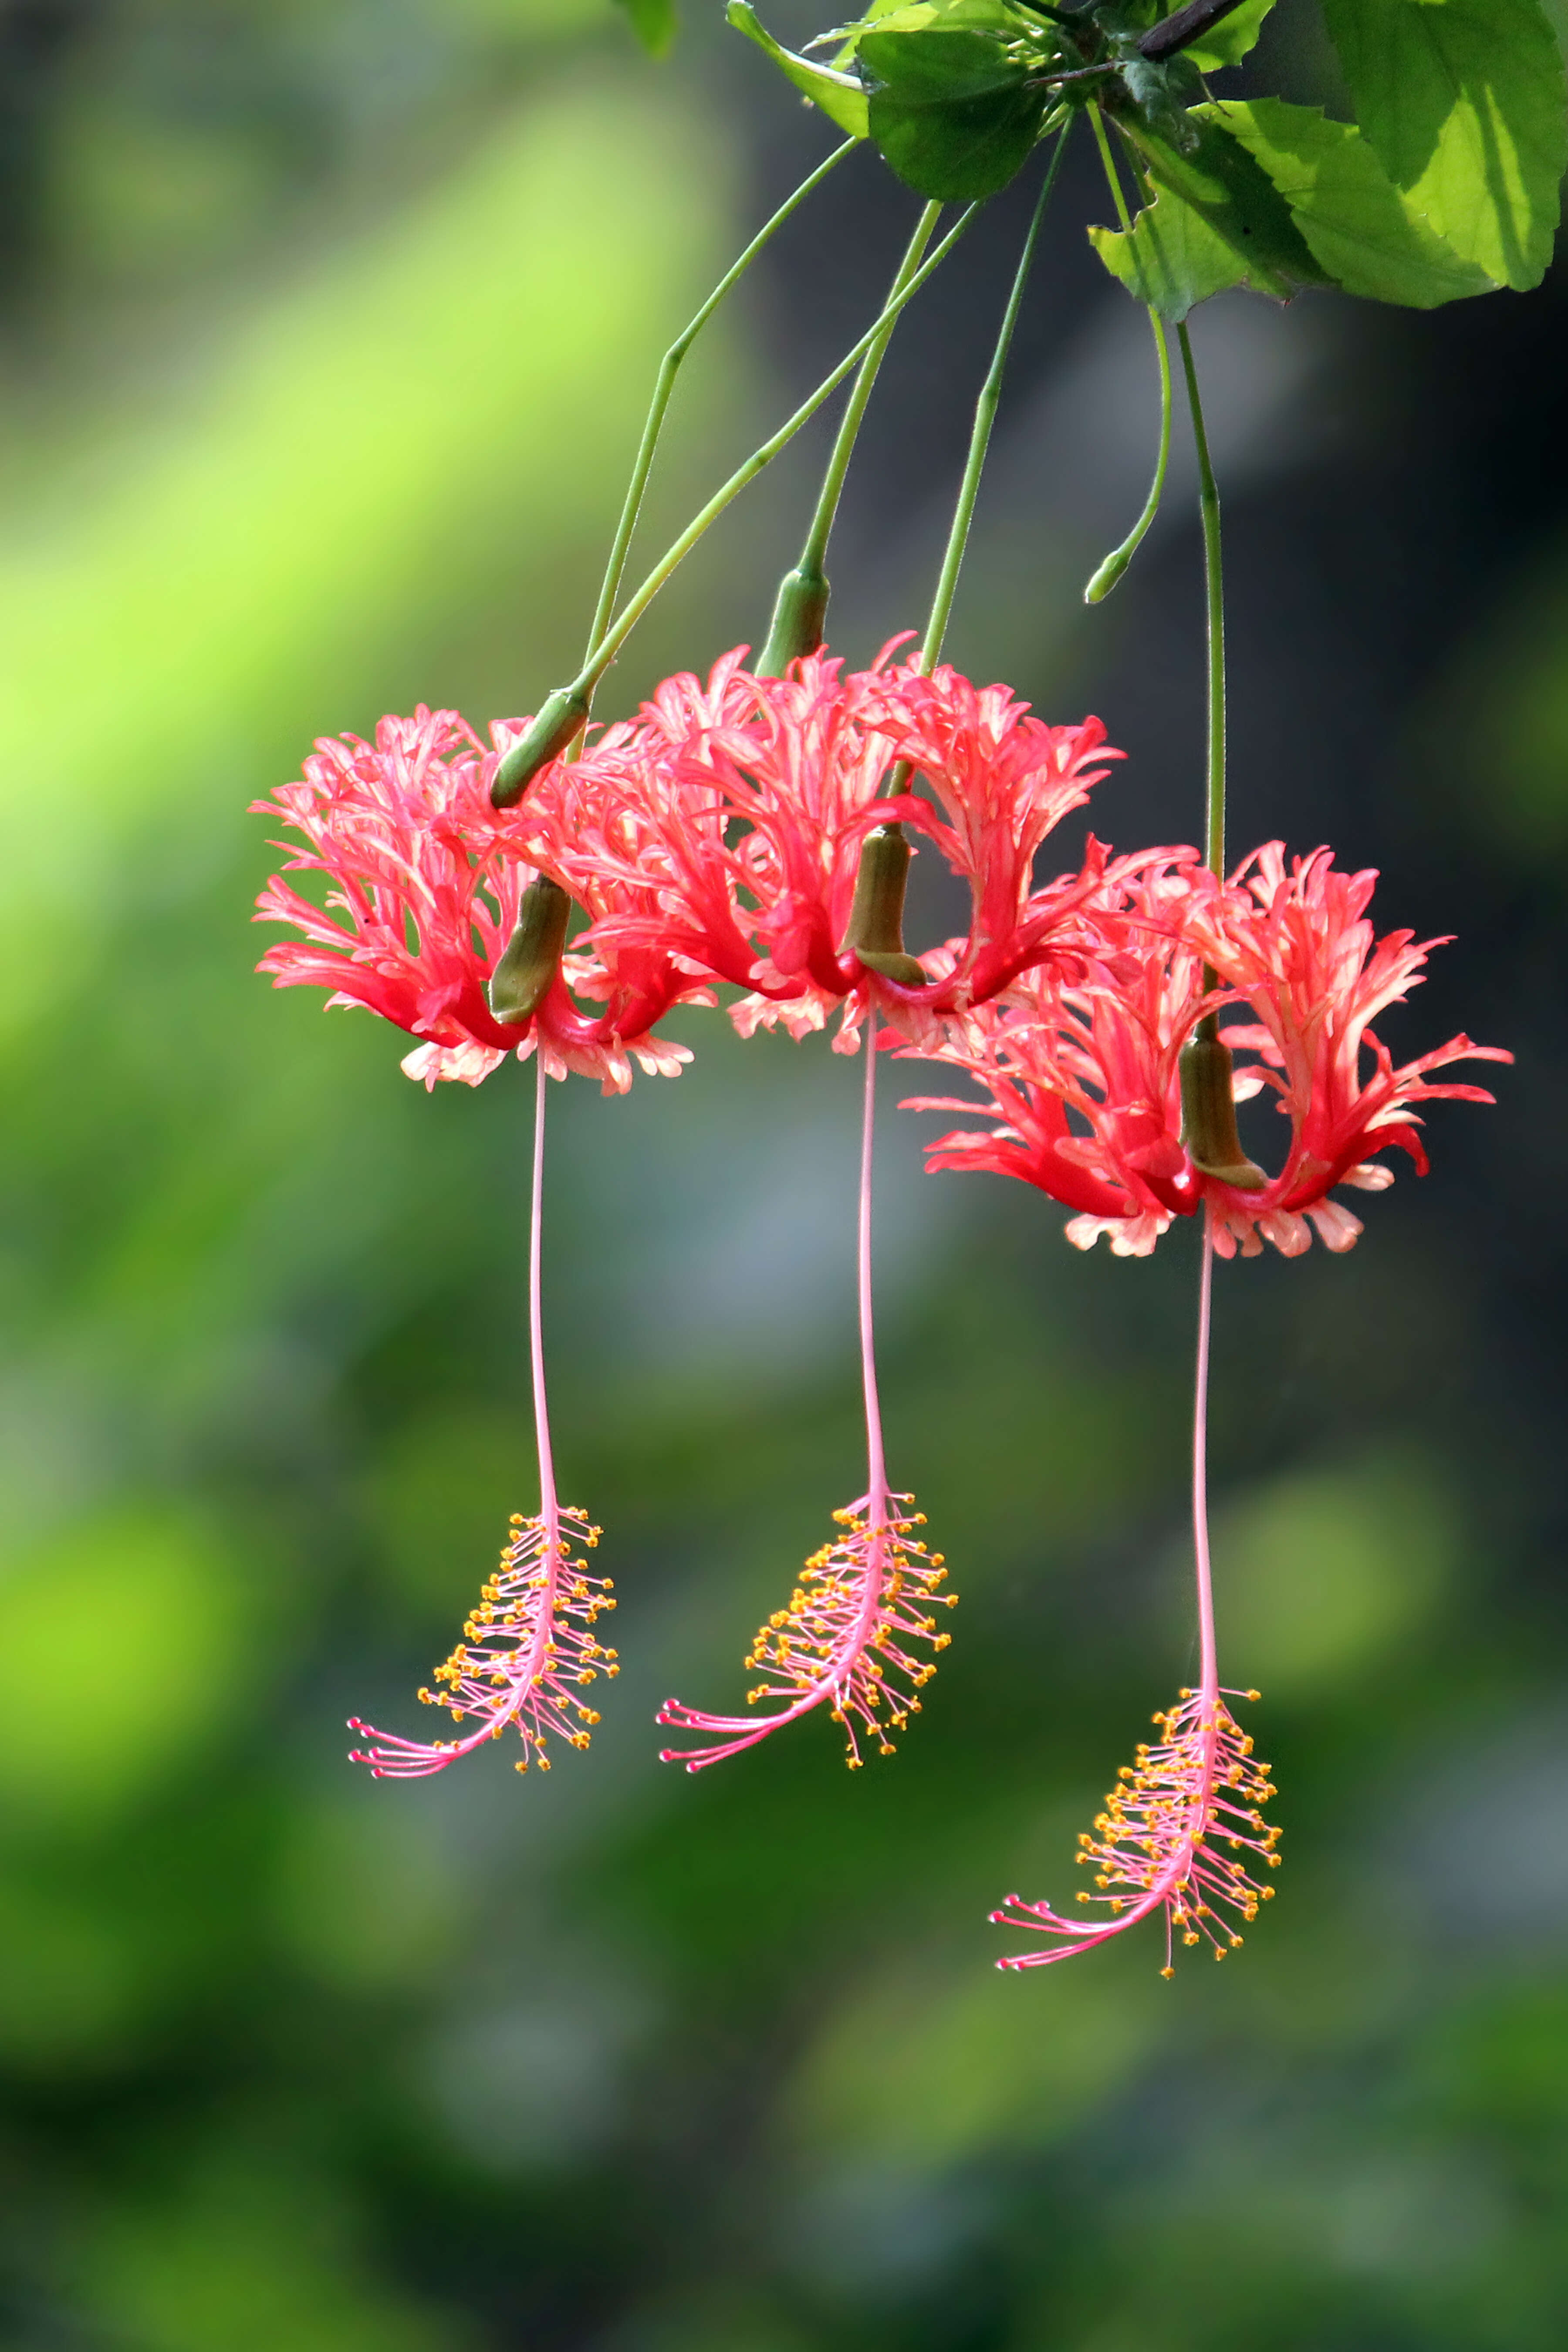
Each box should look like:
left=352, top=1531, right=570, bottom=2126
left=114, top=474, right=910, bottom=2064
left=825, top=0, right=936, bottom=72
left=613, top=0, right=679, bottom=56
left=1088, top=188, right=1248, bottom=320
left=1117, top=110, right=1332, bottom=297
left=726, top=1, right=871, bottom=136
left=1183, top=0, right=1276, bottom=71
left=869, top=79, right=1048, bottom=198
left=1212, top=97, right=1499, bottom=305
left=858, top=24, right=1033, bottom=100
left=843, top=0, right=1039, bottom=37
left=858, top=24, right=1046, bottom=199
left=1320, top=0, right=1564, bottom=290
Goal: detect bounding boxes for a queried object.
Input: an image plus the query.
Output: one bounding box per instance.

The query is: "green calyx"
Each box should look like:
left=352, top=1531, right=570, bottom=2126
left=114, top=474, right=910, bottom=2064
left=490, top=688, right=590, bottom=810
left=488, top=875, right=573, bottom=1025
left=1179, top=1019, right=1267, bottom=1190
left=841, top=824, right=928, bottom=987
left=756, top=562, right=831, bottom=678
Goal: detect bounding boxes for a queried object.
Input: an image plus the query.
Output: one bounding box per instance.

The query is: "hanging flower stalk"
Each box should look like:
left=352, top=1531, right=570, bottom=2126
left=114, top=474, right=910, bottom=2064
left=990, top=1216, right=1280, bottom=1971
left=658, top=1029, right=955, bottom=1770
left=350, top=1060, right=616, bottom=1780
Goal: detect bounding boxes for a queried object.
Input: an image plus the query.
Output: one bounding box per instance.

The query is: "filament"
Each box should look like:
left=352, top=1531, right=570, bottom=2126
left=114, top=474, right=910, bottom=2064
left=657, top=1026, right=954, bottom=1769
left=349, top=1056, right=616, bottom=1777
left=990, top=1211, right=1279, bottom=1968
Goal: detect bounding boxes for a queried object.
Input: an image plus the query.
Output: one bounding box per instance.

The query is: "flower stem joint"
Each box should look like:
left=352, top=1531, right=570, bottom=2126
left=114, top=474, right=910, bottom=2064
left=841, top=823, right=927, bottom=988
left=490, top=686, right=591, bottom=808
left=1179, top=1014, right=1267, bottom=1190
left=488, top=873, right=572, bottom=1025
left=756, top=561, right=831, bottom=679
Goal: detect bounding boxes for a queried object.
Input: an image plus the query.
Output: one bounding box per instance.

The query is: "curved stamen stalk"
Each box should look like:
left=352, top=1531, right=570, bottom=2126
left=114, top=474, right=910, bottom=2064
left=1082, top=98, right=1173, bottom=604
left=990, top=1212, right=1280, bottom=1969
left=659, top=1031, right=954, bottom=1770
left=350, top=1058, right=615, bottom=1777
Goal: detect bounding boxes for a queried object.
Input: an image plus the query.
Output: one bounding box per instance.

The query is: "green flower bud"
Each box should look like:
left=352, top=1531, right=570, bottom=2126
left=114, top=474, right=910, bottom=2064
left=1179, top=1020, right=1267, bottom=1189
left=490, top=688, right=590, bottom=809
left=755, top=562, right=830, bottom=679
left=840, top=824, right=927, bottom=987
left=488, top=874, right=572, bottom=1025
left=1083, top=545, right=1132, bottom=604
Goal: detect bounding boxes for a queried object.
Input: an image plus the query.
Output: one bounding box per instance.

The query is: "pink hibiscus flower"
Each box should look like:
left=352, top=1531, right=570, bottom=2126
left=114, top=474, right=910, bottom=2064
left=535, top=645, right=1139, bottom=1052
left=905, top=849, right=1509, bottom=1258
left=253, top=706, right=700, bottom=1094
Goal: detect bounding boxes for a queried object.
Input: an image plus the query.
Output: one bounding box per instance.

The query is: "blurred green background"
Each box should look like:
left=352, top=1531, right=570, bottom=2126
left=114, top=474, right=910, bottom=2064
left=0, top=3, right=1564, bottom=2346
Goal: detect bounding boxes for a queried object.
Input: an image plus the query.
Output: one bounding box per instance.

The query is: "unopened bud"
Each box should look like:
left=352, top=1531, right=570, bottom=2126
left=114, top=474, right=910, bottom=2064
left=1083, top=545, right=1132, bottom=604
left=490, top=686, right=589, bottom=808
left=488, top=873, right=572, bottom=1025
left=1179, top=1021, right=1267, bottom=1189
left=840, top=824, right=926, bottom=987
left=755, top=561, right=830, bottom=678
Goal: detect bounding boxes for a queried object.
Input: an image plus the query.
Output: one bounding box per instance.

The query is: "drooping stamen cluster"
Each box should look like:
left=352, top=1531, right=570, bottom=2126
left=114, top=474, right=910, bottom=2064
left=349, top=1506, right=615, bottom=1778
left=991, top=1685, right=1279, bottom=1974
left=658, top=1490, right=953, bottom=1770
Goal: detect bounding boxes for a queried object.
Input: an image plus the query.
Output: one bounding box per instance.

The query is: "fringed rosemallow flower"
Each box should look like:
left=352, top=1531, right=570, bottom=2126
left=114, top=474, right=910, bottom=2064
left=253, top=706, right=701, bottom=1094
left=253, top=719, right=654, bottom=1781
left=992, top=1216, right=1280, bottom=1975
left=905, top=848, right=1509, bottom=1258
left=537, top=645, right=1141, bottom=1054
left=658, top=1032, right=956, bottom=1770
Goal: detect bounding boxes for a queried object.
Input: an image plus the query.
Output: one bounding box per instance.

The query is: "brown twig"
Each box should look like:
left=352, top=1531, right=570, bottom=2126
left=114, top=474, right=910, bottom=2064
left=1138, top=0, right=1250, bottom=64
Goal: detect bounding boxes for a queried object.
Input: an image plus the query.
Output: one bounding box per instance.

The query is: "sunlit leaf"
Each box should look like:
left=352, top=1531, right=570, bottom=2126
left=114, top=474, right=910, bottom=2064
left=858, top=22, right=1033, bottom=99
left=727, top=1, right=871, bottom=136
left=1088, top=187, right=1248, bottom=321
left=841, top=0, right=1039, bottom=36
left=1182, top=0, right=1276, bottom=71
left=1321, top=0, right=1564, bottom=290
left=1212, top=95, right=1499, bottom=306
left=1116, top=109, right=1330, bottom=299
